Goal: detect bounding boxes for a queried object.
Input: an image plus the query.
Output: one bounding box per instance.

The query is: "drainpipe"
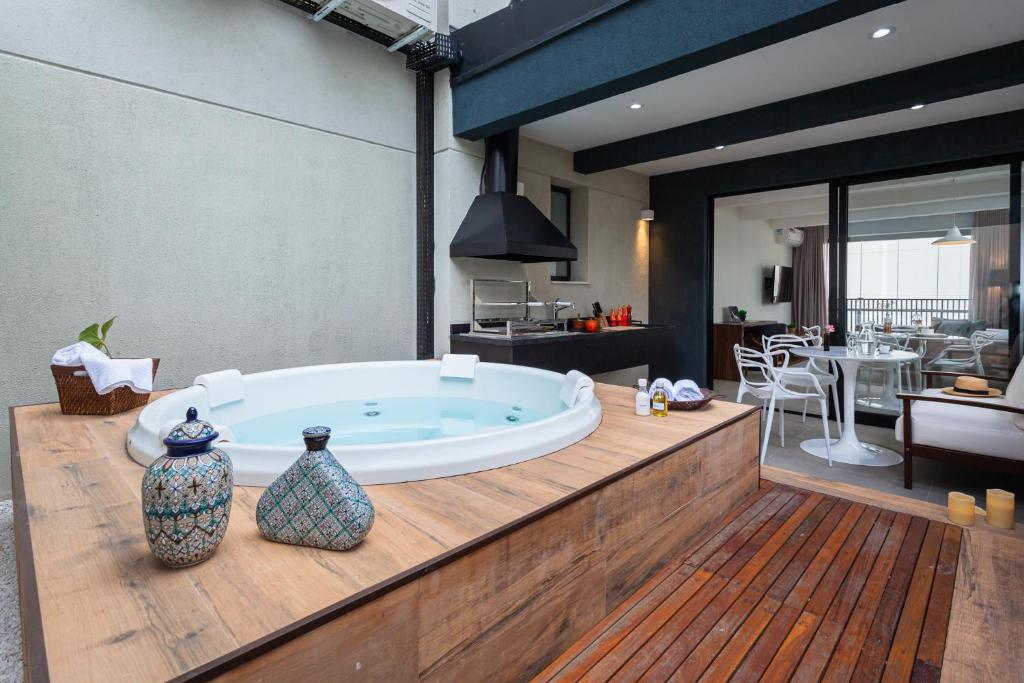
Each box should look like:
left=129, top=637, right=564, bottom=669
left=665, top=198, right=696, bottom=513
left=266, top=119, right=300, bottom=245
left=414, top=69, right=435, bottom=360
left=407, top=36, right=462, bottom=359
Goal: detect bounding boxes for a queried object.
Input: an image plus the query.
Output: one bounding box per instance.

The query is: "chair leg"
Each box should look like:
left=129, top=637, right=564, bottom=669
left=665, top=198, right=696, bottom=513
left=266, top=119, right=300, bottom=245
left=779, top=400, right=786, bottom=448
left=896, top=368, right=903, bottom=414
left=830, top=382, right=843, bottom=437
left=760, top=394, right=776, bottom=465
left=904, top=454, right=913, bottom=489
left=802, top=399, right=808, bottom=423
left=819, top=399, right=832, bottom=467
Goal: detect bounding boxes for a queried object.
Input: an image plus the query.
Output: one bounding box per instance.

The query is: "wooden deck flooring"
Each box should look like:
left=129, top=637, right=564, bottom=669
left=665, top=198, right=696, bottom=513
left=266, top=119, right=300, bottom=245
left=535, top=481, right=962, bottom=683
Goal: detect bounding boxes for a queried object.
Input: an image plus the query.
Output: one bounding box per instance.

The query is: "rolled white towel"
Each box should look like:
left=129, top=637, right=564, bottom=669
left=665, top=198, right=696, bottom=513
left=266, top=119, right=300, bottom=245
left=672, top=379, right=704, bottom=402
left=650, top=377, right=676, bottom=400
left=51, top=342, right=153, bottom=395
left=51, top=342, right=91, bottom=367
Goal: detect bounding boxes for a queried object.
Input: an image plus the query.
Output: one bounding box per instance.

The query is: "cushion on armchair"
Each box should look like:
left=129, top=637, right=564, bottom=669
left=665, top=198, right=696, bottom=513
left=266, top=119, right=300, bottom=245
left=895, top=389, right=1023, bottom=459
left=1006, top=364, right=1024, bottom=430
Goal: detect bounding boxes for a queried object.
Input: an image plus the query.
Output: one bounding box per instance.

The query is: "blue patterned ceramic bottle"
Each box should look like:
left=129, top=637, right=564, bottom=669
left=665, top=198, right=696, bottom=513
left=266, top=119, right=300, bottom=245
left=141, top=407, right=233, bottom=567
left=256, top=426, right=374, bottom=551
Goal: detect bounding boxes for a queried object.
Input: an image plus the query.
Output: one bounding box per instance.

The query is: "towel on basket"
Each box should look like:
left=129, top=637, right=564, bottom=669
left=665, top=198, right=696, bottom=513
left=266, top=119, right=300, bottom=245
left=649, top=377, right=704, bottom=402
left=51, top=342, right=153, bottom=395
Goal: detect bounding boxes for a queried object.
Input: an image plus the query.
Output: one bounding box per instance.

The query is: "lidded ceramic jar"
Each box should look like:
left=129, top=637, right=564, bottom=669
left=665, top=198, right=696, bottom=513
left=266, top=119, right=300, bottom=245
left=141, top=407, right=233, bottom=567
left=256, top=426, right=374, bottom=551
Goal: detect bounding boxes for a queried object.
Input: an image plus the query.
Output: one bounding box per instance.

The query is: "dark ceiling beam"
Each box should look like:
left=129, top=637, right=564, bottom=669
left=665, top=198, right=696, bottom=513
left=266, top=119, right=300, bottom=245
left=576, top=40, right=1024, bottom=173
left=658, top=108, right=1024, bottom=193
left=452, top=0, right=902, bottom=140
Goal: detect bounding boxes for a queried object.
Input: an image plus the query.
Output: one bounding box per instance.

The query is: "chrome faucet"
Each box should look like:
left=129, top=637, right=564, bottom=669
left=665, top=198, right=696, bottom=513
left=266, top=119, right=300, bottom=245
left=551, top=300, right=575, bottom=320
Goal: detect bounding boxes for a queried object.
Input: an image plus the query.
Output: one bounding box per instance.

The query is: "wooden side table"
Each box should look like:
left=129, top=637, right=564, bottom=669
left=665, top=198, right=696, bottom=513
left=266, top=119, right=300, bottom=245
left=712, top=321, right=786, bottom=381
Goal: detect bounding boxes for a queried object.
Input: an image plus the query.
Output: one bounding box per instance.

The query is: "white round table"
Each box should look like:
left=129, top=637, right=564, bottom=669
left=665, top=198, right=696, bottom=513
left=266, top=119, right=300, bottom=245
left=791, top=346, right=917, bottom=467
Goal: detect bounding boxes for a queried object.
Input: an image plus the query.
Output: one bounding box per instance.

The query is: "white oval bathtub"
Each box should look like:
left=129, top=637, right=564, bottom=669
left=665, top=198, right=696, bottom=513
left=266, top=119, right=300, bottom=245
left=127, top=360, right=602, bottom=486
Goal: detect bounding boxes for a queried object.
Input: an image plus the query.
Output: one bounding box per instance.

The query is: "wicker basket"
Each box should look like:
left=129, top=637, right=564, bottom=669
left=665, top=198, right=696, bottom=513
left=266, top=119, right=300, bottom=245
left=668, top=388, right=718, bottom=411
left=51, top=358, right=160, bottom=416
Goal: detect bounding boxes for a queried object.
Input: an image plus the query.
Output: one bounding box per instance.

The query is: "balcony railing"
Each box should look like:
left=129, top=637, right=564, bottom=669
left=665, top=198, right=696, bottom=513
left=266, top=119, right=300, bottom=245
left=846, top=298, right=970, bottom=329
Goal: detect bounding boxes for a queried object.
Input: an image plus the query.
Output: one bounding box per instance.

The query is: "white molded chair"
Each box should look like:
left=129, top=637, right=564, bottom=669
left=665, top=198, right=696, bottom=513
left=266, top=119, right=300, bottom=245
left=734, top=344, right=834, bottom=466
left=762, top=333, right=843, bottom=435
left=861, top=333, right=917, bottom=405
left=928, top=330, right=998, bottom=375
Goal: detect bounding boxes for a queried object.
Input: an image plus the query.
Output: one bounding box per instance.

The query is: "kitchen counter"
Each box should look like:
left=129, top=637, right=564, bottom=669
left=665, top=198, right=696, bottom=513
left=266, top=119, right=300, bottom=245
left=450, top=325, right=673, bottom=375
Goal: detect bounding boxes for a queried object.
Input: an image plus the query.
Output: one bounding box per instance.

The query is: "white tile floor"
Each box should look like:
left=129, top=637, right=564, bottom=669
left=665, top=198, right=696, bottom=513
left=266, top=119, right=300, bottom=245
left=715, top=379, right=1024, bottom=522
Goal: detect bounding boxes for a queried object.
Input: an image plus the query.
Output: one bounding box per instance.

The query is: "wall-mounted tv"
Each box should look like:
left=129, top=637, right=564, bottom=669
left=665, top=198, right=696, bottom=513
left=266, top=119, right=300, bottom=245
left=765, top=265, right=793, bottom=304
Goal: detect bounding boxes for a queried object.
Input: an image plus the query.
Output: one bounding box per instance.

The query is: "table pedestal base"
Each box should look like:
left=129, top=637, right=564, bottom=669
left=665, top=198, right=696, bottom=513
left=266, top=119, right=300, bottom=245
left=799, top=438, right=903, bottom=466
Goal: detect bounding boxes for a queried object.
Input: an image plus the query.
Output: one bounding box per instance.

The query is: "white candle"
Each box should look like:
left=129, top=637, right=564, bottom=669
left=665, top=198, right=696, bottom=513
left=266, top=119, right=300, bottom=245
left=986, top=489, right=1015, bottom=530
left=947, top=492, right=975, bottom=526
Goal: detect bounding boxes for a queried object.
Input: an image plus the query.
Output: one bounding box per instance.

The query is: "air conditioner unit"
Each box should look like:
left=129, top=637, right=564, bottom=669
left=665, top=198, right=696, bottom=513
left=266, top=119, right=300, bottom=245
left=312, top=0, right=441, bottom=41
left=773, top=228, right=805, bottom=248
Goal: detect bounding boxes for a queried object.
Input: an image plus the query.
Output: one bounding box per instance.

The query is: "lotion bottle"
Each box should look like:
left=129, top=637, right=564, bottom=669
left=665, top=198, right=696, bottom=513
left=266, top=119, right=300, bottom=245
left=651, top=385, right=670, bottom=417
left=635, top=379, right=651, bottom=416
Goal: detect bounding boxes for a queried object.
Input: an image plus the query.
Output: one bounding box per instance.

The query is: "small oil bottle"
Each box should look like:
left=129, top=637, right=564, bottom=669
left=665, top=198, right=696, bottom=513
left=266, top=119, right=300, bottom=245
left=651, top=385, right=670, bottom=417
left=635, top=379, right=651, bottom=416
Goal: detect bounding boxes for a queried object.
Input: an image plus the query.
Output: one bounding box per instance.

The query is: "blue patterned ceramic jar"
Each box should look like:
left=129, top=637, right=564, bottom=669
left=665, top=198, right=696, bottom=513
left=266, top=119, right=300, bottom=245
left=141, top=407, right=233, bottom=567
left=256, top=426, right=374, bottom=551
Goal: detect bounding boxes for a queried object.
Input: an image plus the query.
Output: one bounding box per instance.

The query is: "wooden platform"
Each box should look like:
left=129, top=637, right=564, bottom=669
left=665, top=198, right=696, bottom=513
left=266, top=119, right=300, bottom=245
left=537, top=481, right=966, bottom=682
left=11, top=384, right=760, bottom=682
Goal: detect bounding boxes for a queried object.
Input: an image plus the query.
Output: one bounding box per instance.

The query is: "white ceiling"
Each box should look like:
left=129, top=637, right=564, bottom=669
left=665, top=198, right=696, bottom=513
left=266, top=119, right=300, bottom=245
left=519, top=0, right=1024, bottom=176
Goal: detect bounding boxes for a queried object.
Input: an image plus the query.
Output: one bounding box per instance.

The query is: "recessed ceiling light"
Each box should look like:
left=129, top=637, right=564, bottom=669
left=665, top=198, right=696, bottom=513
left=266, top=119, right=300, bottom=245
left=871, top=27, right=893, bottom=39
left=715, top=145, right=726, bottom=150
left=629, top=103, right=643, bottom=110
left=910, top=103, right=925, bottom=110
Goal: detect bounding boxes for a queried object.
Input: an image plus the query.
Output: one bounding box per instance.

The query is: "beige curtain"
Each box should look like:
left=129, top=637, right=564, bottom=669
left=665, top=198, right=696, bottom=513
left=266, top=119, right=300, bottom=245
left=792, top=225, right=828, bottom=329
left=969, top=209, right=1010, bottom=328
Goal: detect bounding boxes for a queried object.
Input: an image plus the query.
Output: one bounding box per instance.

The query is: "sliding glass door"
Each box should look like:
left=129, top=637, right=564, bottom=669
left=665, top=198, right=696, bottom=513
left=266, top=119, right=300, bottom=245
left=839, top=162, right=1021, bottom=419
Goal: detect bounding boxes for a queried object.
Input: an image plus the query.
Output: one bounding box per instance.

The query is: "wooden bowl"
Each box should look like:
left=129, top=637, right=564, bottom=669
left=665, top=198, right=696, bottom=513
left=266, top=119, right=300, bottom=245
left=668, top=388, right=718, bottom=411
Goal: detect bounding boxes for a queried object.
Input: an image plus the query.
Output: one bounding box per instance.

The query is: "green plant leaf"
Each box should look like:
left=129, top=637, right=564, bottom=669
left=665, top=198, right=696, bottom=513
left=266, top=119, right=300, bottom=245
left=79, top=334, right=103, bottom=351
left=100, top=316, right=116, bottom=338
left=79, top=324, right=100, bottom=342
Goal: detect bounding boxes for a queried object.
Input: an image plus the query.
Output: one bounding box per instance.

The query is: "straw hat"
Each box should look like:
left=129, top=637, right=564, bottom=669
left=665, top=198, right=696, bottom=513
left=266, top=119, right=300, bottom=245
left=942, top=376, right=1002, bottom=398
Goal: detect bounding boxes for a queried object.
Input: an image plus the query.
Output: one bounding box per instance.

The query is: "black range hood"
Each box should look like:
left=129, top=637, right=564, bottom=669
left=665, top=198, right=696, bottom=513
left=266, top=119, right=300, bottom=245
left=450, top=129, right=578, bottom=263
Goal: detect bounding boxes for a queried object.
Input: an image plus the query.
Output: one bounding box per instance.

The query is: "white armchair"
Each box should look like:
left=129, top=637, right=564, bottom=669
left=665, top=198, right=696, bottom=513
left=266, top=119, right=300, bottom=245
left=896, top=366, right=1024, bottom=489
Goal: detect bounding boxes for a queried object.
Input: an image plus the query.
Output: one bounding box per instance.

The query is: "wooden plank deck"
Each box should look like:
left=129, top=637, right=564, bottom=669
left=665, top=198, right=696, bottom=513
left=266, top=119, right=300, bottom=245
left=535, top=482, right=963, bottom=683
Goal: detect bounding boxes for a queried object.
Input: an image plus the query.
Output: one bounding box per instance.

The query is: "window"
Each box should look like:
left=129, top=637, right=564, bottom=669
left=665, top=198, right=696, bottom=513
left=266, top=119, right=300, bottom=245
left=550, top=185, right=571, bottom=281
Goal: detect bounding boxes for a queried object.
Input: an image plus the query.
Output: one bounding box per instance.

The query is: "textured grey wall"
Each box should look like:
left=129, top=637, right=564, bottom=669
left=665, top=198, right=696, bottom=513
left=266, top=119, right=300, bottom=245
left=0, top=0, right=418, bottom=498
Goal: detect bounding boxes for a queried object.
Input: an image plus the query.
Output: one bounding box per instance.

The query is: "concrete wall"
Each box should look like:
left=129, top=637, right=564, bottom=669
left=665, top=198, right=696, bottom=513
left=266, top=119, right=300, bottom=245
left=0, top=0, right=651, bottom=498
left=713, top=207, right=793, bottom=324
left=0, top=0, right=418, bottom=498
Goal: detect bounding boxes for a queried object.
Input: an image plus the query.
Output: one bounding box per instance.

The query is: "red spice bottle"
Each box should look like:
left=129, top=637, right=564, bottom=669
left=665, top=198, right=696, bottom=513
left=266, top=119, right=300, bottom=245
left=626, top=304, right=632, bottom=325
